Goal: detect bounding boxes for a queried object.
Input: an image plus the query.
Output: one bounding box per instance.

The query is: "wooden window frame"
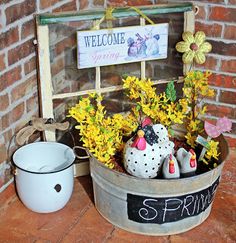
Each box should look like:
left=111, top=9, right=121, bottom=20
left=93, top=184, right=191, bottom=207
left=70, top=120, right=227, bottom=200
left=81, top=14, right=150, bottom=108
left=36, top=3, right=194, bottom=141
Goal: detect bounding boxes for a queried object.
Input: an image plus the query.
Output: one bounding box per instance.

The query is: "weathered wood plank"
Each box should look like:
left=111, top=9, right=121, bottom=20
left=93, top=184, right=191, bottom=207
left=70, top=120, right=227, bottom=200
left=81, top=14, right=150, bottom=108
left=140, top=17, right=146, bottom=80
left=183, top=10, right=195, bottom=74
left=51, top=77, right=184, bottom=100
left=38, top=3, right=193, bottom=25
left=36, top=25, right=55, bottom=141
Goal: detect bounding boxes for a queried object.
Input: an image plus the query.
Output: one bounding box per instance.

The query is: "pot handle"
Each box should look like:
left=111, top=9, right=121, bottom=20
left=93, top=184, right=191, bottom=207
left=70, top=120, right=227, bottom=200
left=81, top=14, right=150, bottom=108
left=73, top=146, right=90, bottom=160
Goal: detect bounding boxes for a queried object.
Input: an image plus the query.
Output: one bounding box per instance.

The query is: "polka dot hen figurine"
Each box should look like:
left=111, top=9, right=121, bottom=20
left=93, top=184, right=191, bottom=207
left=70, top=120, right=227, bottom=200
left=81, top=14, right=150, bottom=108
left=123, top=118, right=174, bottom=178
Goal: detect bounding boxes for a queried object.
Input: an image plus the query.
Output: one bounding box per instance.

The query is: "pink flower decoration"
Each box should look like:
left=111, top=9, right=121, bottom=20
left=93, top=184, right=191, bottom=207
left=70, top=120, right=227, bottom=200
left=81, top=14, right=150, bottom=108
left=204, top=117, right=232, bottom=138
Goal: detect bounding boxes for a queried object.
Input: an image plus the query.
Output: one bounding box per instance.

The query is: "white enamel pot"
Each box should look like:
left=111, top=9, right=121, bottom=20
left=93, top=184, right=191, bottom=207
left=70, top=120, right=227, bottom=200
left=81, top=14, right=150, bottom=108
left=13, top=142, right=75, bottom=213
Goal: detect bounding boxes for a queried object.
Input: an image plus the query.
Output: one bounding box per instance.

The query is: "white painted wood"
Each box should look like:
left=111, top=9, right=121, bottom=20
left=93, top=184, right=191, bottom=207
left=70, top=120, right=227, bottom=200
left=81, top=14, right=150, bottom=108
left=36, top=25, right=55, bottom=141
left=94, top=20, right=101, bottom=94
left=77, top=24, right=169, bottom=69
left=51, top=77, right=184, bottom=99
left=183, top=10, right=195, bottom=74
left=140, top=17, right=146, bottom=80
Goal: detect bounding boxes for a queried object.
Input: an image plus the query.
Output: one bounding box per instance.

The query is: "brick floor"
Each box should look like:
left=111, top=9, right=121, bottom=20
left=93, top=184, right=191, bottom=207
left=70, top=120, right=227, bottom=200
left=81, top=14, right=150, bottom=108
left=0, top=149, right=235, bottom=242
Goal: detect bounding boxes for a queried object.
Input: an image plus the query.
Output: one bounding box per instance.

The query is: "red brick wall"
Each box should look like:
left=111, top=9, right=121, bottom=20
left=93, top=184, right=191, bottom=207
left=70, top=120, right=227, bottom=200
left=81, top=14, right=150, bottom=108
left=0, top=0, right=81, bottom=192
left=193, top=0, right=236, bottom=147
left=0, top=0, right=235, bottom=192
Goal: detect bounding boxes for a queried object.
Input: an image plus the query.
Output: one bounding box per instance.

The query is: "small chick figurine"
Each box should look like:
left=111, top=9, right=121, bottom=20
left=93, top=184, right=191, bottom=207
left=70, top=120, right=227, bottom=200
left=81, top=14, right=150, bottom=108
left=177, top=148, right=197, bottom=177
left=162, top=154, right=180, bottom=179
left=123, top=119, right=174, bottom=178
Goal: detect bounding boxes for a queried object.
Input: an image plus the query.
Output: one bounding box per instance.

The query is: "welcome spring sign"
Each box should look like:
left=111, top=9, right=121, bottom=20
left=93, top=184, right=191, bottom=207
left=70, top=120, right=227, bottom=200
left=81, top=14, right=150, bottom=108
left=77, top=24, right=169, bottom=69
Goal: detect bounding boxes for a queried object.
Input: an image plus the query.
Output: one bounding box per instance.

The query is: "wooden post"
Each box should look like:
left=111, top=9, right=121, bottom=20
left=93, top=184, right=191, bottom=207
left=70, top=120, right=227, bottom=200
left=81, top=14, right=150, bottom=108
left=92, top=20, right=102, bottom=94
left=183, top=9, right=195, bottom=74
left=36, top=24, right=56, bottom=141
left=140, top=17, right=146, bottom=80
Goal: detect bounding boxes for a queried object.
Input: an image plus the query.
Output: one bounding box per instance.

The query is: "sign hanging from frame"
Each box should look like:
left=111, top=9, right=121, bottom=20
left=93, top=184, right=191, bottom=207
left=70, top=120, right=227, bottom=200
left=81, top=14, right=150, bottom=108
left=77, top=23, right=169, bottom=69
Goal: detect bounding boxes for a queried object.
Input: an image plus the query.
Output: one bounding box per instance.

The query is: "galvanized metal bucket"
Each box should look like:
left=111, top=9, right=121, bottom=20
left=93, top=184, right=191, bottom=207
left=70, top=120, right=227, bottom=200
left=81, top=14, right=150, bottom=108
left=89, top=135, right=228, bottom=235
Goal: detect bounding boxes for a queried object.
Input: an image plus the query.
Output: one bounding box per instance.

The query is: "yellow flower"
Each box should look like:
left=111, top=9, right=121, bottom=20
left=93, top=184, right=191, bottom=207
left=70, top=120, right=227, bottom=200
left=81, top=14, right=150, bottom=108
left=207, top=89, right=215, bottom=97
left=176, top=31, right=212, bottom=64
left=199, top=106, right=207, bottom=115
left=68, top=91, right=140, bottom=169
left=185, top=132, right=196, bottom=148
left=178, top=98, right=189, bottom=113
left=189, top=119, right=201, bottom=132
left=205, top=140, right=220, bottom=160
left=123, top=76, right=187, bottom=126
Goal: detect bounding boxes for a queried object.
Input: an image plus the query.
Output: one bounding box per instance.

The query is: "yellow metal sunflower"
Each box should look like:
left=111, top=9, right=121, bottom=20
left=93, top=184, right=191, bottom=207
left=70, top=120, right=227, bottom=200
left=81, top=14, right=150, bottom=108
left=176, top=31, right=212, bottom=64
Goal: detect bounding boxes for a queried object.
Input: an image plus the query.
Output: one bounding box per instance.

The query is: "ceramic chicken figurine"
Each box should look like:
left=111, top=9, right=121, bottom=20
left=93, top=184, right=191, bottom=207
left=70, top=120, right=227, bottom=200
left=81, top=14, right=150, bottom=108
left=176, top=148, right=197, bottom=177
left=123, top=119, right=174, bottom=178
left=162, top=154, right=180, bottom=179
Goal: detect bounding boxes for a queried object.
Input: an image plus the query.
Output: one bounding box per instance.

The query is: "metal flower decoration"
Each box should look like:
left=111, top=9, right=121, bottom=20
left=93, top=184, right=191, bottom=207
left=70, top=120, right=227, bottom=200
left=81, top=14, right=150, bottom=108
left=176, top=31, right=212, bottom=64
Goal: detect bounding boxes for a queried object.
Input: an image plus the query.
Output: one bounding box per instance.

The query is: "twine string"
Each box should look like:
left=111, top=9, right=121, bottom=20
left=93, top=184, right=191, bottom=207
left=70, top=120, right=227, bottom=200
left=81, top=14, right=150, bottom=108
left=92, top=6, right=155, bottom=30
left=15, top=118, right=70, bottom=145
left=130, top=7, right=155, bottom=25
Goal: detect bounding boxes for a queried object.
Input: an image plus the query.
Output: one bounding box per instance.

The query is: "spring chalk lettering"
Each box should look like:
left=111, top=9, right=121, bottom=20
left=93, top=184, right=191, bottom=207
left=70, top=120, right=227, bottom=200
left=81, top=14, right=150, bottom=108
left=127, top=176, right=219, bottom=224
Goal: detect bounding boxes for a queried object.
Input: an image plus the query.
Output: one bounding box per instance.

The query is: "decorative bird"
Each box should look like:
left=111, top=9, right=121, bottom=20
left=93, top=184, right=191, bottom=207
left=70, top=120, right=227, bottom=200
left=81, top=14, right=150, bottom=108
left=162, top=154, right=180, bottom=179
left=177, top=148, right=197, bottom=177
left=124, top=119, right=174, bottom=179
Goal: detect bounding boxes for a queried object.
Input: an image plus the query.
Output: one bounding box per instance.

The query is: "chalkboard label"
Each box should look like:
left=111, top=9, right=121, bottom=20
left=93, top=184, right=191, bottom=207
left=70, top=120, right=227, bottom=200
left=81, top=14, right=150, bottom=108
left=127, top=177, right=220, bottom=224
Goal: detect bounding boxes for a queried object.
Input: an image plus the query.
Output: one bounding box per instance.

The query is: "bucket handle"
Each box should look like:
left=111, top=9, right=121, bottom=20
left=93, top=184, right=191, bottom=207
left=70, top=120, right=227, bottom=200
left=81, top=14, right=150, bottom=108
left=73, top=146, right=90, bottom=160
left=9, top=118, right=71, bottom=175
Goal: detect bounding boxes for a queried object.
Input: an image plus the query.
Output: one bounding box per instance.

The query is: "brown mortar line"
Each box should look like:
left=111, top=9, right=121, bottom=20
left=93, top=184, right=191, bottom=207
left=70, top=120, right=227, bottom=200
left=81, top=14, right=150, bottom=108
left=57, top=201, right=94, bottom=242
left=102, top=226, right=116, bottom=243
